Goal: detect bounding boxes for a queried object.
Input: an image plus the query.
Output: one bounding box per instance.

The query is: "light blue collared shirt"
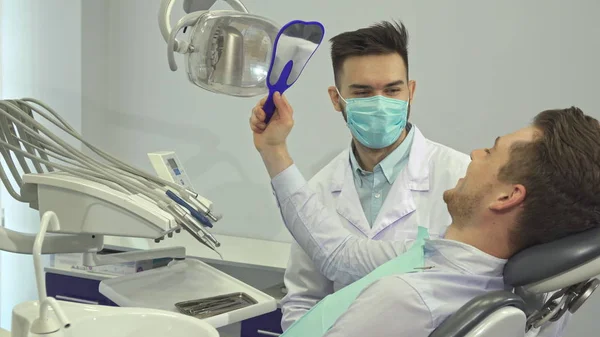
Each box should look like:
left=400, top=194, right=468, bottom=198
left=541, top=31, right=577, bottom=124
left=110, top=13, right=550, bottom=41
left=321, top=238, right=510, bottom=337
left=349, top=125, right=416, bottom=227
left=322, top=239, right=571, bottom=337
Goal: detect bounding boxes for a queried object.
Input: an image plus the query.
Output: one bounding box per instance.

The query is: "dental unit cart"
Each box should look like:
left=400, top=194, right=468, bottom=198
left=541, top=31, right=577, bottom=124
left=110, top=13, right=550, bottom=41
left=37, top=148, right=290, bottom=334
left=44, top=241, right=290, bottom=336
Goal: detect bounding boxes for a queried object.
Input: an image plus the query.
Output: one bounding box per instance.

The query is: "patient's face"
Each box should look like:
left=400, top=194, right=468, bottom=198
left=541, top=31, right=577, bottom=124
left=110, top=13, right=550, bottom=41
left=444, top=126, right=538, bottom=223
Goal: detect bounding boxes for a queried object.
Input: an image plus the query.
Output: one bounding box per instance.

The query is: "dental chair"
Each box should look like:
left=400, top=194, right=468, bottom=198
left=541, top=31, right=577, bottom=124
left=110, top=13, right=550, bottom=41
left=430, top=226, right=600, bottom=337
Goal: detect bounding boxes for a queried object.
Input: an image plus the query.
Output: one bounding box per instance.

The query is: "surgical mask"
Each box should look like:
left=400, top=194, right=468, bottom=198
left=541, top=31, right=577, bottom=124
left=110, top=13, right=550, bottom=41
left=338, top=89, right=409, bottom=149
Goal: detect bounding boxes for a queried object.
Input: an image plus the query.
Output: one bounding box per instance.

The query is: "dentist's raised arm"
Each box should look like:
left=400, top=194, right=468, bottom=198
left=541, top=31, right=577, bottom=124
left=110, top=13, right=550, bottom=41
left=249, top=93, right=411, bottom=285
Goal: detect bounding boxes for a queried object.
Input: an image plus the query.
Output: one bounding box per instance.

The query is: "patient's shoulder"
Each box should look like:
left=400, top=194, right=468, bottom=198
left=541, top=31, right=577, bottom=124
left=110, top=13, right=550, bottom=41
left=366, top=275, right=419, bottom=293
left=362, top=275, right=432, bottom=312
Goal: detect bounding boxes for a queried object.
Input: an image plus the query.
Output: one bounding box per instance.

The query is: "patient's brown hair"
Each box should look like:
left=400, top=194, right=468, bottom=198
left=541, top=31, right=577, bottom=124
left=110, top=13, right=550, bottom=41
left=499, top=107, right=600, bottom=251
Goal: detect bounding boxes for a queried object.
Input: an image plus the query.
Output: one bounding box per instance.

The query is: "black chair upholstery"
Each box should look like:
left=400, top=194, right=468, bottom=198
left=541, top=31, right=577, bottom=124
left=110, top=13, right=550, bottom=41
left=504, top=227, right=600, bottom=287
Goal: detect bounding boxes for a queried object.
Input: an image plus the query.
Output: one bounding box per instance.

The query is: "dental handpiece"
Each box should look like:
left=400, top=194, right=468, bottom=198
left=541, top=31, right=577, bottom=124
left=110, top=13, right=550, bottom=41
left=184, top=213, right=220, bottom=248
left=180, top=221, right=222, bottom=259
left=187, top=194, right=221, bottom=222
left=168, top=204, right=222, bottom=257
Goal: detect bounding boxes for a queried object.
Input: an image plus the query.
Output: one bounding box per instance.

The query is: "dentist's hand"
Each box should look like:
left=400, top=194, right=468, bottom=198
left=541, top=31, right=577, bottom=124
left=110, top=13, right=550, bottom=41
left=250, top=92, right=295, bottom=178
left=250, top=92, right=294, bottom=153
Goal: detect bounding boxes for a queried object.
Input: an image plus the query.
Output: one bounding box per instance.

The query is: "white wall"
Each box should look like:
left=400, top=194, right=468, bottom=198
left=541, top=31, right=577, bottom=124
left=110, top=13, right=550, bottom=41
left=0, top=0, right=82, bottom=329
left=81, top=0, right=110, bottom=159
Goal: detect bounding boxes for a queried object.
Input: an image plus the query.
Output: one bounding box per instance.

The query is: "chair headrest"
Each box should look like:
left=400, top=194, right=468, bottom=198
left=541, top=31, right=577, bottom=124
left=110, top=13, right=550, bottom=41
left=504, top=226, right=600, bottom=290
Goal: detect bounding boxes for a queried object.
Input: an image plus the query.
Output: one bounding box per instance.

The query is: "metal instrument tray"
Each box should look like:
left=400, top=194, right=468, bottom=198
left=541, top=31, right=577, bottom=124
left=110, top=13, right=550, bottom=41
left=99, top=259, right=276, bottom=328
left=175, top=292, right=258, bottom=319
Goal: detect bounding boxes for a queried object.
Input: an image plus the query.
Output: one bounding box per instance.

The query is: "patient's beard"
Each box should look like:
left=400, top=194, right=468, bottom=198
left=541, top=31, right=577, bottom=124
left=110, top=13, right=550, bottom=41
left=445, top=190, right=485, bottom=228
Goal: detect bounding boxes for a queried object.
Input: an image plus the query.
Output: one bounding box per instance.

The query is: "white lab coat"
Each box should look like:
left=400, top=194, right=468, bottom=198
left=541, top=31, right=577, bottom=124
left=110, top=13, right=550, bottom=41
left=280, top=126, right=472, bottom=330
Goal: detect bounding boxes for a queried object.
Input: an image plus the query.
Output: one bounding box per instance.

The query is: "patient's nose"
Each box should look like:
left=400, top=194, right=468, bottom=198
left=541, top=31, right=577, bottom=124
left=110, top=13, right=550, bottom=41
left=470, top=149, right=485, bottom=160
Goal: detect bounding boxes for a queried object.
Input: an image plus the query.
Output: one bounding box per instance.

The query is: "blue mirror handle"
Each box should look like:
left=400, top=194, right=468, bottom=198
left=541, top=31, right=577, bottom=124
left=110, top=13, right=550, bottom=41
left=263, top=93, right=276, bottom=123
left=264, top=60, right=294, bottom=124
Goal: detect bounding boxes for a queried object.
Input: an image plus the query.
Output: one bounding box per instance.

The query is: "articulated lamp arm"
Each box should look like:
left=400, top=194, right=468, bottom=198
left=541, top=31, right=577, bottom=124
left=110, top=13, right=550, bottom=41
left=158, top=0, right=250, bottom=47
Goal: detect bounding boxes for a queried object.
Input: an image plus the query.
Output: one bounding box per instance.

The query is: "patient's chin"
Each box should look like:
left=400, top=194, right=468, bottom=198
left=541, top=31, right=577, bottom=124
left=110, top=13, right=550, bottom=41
left=443, top=189, right=454, bottom=204
left=443, top=190, right=461, bottom=217
left=447, top=192, right=481, bottom=224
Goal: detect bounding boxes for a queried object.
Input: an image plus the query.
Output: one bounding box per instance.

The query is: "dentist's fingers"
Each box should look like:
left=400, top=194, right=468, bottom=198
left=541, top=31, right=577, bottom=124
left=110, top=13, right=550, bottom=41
left=273, top=92, right=293, bottom=123
left=254, top=96, right=268, bottom=116
left=253, top=102, right=266, bottom=122
left=250, top=124, right=264, bottom=134
left=259, top=96, right=267, bottom=106
left=250, top=106, right=267, bottom=132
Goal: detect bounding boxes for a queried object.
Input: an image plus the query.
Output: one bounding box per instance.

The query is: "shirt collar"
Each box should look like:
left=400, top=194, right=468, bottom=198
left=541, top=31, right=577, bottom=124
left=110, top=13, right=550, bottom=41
left=348, top=124, right=415, bottom=184
left=379, top=125, right=415, bottom=183
left=335, top=124, right=430, bottom=193
left=423, top=239, right=507, bottom=277
left=349, top=144, right=366, bottom=175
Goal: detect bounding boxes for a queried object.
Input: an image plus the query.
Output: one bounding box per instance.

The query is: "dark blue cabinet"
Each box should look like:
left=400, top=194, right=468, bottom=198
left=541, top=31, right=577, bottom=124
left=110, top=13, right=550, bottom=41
left=45, top=272, right=118, bottom=306
left=47, top=271, right=284, bottom=336
left=241, top=309, right=283, bottom=336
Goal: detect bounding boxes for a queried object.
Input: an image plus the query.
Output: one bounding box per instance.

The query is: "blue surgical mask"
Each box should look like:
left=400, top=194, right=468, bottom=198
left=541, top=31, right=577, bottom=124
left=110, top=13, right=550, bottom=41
left=338, top=89, right=409, bottom=149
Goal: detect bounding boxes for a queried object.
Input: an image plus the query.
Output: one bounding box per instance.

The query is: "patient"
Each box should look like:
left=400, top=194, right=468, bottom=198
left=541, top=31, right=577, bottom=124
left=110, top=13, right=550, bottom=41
left=320, top=107, right=600, bottom=337
left=251, top=98, right=600, bottom=336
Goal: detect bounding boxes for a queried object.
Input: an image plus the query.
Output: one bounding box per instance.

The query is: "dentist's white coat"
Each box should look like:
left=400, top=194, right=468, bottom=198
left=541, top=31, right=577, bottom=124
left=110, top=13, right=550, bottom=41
left=279, top=125, right=471, bottom=330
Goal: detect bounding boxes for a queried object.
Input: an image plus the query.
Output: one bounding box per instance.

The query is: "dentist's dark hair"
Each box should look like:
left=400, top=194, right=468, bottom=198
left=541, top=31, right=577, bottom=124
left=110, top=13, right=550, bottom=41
left=499, top=107, right=600, bottom=252
left=329, top=19, right=409, bottom=87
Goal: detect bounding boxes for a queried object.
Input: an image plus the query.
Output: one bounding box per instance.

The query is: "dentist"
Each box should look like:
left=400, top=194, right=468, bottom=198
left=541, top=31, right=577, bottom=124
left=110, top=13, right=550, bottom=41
left=250, top=20, right=470, bottom=331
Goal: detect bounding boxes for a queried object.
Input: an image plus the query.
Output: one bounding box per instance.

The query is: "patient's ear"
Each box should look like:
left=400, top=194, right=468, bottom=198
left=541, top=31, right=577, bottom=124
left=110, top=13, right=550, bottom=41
left=490, top=184, right=526, bottom=211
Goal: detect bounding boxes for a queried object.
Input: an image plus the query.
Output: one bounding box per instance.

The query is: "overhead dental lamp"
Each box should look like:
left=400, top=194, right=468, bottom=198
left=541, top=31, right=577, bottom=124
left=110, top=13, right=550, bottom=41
left=159, top=0, right=325, bottom=98
left=159, top=0, right=281, bottom=97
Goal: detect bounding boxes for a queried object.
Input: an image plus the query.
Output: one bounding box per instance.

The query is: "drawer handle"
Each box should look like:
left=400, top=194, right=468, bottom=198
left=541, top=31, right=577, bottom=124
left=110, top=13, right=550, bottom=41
left=257, top=330, right=281, bottom=336
left=55, top=295, right=99, bottom=305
